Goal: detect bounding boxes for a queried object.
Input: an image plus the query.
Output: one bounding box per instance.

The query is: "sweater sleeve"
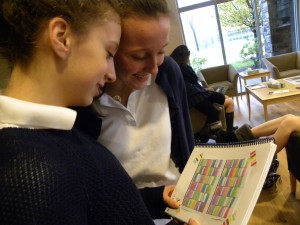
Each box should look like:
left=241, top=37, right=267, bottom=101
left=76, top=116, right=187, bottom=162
left=139, top=186, right=171, bottom=219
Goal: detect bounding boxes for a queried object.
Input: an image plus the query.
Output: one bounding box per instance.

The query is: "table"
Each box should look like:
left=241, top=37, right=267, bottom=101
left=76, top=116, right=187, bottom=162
left=246, top=78, right=300, bottom=121
left=239, top=69, right=270, bottom=99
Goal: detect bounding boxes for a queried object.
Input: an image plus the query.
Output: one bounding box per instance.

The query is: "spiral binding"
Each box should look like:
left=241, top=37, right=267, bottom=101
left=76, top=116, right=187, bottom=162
left=195, top=137, right=275, bottom=148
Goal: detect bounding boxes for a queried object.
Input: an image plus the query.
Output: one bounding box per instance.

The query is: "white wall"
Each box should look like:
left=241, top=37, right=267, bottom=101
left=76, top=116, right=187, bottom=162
left=166, top=0, right=185, bottom=55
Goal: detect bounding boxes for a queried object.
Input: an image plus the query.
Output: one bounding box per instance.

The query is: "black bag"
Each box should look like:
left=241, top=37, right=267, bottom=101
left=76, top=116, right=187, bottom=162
left=263, top=156, right=280, bottom=189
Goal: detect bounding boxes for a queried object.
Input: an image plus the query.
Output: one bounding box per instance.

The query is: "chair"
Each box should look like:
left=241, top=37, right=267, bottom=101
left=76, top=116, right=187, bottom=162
left=197, top=64, right=239, bottom=107
left=189, top=103, right=226, bottom=143
left=285, top=132, right=300, bottom=195
left=262, top=51, right=300, bottom=79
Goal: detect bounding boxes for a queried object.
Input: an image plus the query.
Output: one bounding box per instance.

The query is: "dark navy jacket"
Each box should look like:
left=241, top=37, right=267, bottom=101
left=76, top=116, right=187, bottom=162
left=156, top=56, right=194, bottom=172
left=179, top=64, right=212, bottom=107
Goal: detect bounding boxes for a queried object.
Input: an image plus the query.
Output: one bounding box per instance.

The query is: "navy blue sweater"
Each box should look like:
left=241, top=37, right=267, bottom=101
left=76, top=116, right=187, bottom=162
left=0, top=128, right=154, bottom=225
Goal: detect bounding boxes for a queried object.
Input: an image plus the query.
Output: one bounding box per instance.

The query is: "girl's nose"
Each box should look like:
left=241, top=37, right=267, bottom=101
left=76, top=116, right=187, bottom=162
left=106, top=70, right=116, bottom=83
left=147, top=55, right=165, bottom=76
left=106, top=60, right=117, bottom=83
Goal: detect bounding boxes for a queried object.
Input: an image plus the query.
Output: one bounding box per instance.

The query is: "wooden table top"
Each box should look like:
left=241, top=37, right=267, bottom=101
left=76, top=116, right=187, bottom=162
left=239, top=69, right=270, bottom=78
left=246, top=78, right=300, bottom=101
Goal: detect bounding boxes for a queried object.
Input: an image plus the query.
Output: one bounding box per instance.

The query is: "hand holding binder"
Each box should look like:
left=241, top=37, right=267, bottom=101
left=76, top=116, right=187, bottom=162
left=165, top=138, right=276, bottom=225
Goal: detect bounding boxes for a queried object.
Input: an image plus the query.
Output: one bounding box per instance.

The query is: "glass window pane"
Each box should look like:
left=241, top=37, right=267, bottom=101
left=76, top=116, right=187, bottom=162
left=177, top=0, right=210, bottom=8
left=178, top=0, right=299, bottom=74
left=179, top=6, right=224, bottom=70
left=218, top=1, right=259, bottom=70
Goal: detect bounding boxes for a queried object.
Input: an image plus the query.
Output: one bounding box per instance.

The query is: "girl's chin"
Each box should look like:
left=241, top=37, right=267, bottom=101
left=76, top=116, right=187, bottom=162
left=85, top=96, right=94, bottom=106
left=133, top=82, right=148, bottom=90
left=132, top=75, right=150, bottom=88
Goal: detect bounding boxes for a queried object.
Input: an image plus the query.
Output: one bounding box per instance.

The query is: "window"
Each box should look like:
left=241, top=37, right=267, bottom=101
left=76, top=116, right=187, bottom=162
left=177, top=0, right=210, bottom=8
left=176, top=0, right=299, bottom=73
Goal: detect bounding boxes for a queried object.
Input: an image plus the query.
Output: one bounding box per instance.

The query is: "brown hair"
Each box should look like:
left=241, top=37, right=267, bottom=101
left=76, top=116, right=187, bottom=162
left=170, top=45, right=190, bottom=65
left=114, top=0, right=169, bottom=19
left=0, top=0, right=119, bottom=67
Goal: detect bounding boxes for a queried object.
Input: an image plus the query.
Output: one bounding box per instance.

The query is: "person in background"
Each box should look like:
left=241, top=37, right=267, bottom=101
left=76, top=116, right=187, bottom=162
left=0, top=0, right=164, bottom=224
left=74, top=0, right=197, bottom=224
left=215, top=113, right=300, bottom=190
left=218, top=114, right=300, bottom=154
left=170, top=44, right=237, bottom=132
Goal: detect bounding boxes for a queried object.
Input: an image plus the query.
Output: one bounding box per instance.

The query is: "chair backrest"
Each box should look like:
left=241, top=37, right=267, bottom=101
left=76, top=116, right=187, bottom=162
left=189, top=103, right=226, bottom=134
left=285, top=131, right=300, bottom=183
left=200, top=65, right=229, bottom=85
left=296, top=51, right=300, bottom=69
left=266, top=52, right=298, bottom=72
left=189, top=108, right=207, bottom=134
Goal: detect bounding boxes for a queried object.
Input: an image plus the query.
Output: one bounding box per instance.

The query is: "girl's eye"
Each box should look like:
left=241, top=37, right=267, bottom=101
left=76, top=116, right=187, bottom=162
left=158, top=51, right=165, bottom=55
left=132, top=55, right=145, bottom=60
left=107, top=52, right=114, bottom=60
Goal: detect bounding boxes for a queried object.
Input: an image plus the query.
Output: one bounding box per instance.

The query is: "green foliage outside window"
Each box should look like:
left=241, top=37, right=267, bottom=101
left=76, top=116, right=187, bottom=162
left=232, top=60, right=254, bottom=71
left=190, top=53, right=207, bottom=72
left=239, top=38, right=260, bottom=68
left=218, top=0, right=261, bottom=70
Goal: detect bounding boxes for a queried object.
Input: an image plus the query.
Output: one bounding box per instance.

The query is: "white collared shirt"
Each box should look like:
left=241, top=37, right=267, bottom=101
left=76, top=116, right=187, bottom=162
left=94, top=77, right=180, bottom=189
left=0, top=95, right=76, bottom=129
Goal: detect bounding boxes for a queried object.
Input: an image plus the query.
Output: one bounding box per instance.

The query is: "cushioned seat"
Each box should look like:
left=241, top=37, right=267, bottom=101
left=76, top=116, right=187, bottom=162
left=197, top=64, right=239, bottom=106
left=282, top=69, right=300, bottom=78
left=189, top=103, right=226, bottom=143
left=262, top=51, right=300, bottom=79
left=208, top=81, right=234, bottom=90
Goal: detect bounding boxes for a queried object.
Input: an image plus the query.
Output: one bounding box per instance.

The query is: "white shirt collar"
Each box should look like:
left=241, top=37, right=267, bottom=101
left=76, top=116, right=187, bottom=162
left=98, top=76, right=153, bottom=108
left=146, top=75, right=152, bottom=85
left=0, top=95, right=76, bottom=130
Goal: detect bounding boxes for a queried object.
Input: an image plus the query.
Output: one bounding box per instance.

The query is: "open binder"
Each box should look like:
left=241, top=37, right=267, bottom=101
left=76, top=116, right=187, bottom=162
left=165, top=138, right=276, bottom=225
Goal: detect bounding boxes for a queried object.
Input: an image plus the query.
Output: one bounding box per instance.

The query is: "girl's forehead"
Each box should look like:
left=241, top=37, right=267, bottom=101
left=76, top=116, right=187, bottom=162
left=122, top=16, right=170, bottom=37
left=119, top=17, right=170, bottom=51
left=122, top=15, right=170, bottom=27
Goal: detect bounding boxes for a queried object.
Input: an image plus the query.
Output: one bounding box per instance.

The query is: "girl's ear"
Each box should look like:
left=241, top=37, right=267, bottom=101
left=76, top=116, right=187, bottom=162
left=48, top=18, right=71, bottom=59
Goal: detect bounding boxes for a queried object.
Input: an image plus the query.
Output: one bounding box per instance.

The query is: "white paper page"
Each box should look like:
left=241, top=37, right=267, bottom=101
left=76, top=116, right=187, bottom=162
left=165, top=139, right=277, bottom=225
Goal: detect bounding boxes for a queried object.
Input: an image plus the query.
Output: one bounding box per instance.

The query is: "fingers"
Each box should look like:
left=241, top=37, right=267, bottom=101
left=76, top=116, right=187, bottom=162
left=163, top=186, right=200, bottom=225
left=163, top=185, right=180, bottom=208
left=186, top=218, right=200, bottom=225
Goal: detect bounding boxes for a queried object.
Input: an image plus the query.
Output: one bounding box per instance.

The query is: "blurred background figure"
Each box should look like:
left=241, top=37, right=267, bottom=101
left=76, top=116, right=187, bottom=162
left=170, top=45, right=237, bottom=132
